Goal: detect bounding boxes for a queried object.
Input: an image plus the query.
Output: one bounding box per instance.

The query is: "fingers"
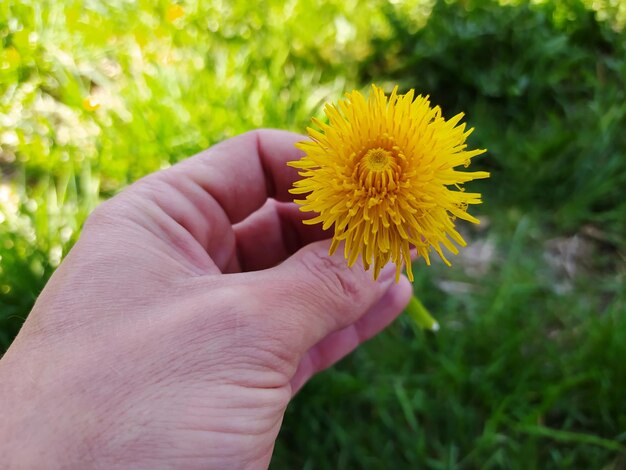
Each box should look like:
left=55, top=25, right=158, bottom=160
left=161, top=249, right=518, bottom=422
left=233, top=200, right=330, bottom=272
left=243, top=240, right=402, bottom=354
left=289, top=276, right=413, bottom=394
left=173, top=129, right=306, bottom=225
left=116, top=129, right=307, bottom=273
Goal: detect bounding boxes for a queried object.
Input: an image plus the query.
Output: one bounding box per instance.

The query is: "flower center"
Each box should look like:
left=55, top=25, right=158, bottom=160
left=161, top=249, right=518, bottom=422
left=355, top=147, right=401, bottom=195
left=364, top=148, right=392, bottom=171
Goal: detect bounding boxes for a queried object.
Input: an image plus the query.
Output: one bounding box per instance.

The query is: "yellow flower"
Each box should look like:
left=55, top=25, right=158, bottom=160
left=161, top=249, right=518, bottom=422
left=166, top=4, right=185, bottom=23
left=289, top=85, right=489, bottom=282
left=82, top=96, right=100, bottom=111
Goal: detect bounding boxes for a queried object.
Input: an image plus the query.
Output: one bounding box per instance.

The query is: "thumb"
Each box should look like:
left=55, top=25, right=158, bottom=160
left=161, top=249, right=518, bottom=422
left=247, top=239, right=400, bottom=353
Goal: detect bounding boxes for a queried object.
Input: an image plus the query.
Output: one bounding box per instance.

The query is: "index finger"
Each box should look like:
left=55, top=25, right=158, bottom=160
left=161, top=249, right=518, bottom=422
left=175, top=129, right=306, bottom=224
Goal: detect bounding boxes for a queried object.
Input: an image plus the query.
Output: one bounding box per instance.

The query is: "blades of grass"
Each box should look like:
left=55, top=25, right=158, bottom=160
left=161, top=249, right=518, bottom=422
left=393, top=379, right=419, bottom=432
left=513, top=423, right=625, bottom=452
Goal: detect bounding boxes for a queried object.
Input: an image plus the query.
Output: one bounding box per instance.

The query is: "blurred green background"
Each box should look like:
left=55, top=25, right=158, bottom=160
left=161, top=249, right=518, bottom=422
left=1, top=0, right=625, bottom=467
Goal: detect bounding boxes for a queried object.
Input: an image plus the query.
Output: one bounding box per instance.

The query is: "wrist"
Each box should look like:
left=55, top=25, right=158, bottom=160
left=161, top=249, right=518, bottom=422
left=0, top=348, right=92, bottom=468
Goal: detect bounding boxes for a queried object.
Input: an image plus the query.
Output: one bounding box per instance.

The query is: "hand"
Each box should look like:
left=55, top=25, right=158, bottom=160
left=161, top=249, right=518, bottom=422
left=0, top=130, right=412, bottom=469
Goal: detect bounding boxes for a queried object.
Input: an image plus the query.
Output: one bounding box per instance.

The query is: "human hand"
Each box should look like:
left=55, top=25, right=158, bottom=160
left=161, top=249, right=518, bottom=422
left=0, top=130, right=412, bottom=468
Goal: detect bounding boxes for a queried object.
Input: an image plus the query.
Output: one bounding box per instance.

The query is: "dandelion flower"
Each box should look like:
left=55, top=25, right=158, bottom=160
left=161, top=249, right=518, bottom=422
left=289, top=84, right=489, bottom=282
left=82, top=96, right=100, bottom=112
left=166, top=4, right=185, bottom=23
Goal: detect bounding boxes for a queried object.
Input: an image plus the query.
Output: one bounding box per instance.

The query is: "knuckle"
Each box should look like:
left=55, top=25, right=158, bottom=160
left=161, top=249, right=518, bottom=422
left=83, top=198, right=121, bottom=229
left=299, top=249, right=362, bottom=305
left=83, top=182, right=153, bottom=232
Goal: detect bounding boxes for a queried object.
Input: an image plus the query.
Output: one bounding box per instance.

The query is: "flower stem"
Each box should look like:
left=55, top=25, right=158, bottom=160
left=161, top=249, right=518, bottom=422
left=406, top=295, right=439, bottom=332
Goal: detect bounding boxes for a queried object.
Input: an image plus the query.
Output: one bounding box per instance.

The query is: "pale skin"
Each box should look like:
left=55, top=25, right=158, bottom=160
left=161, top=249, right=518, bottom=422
left=0, top=130, right=413, bottom=469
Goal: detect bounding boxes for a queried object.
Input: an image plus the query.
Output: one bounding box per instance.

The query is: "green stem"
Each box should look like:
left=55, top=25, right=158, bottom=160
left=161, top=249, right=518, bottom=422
left=405, top=295, right=439, bottom=331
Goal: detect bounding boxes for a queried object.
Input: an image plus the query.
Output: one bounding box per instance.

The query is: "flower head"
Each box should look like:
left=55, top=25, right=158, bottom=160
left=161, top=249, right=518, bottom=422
left=82, top=96, right=100, bottom=112
left=289, top=85, right=489, bottom=282
left=166, top=4, right=185, bottom=23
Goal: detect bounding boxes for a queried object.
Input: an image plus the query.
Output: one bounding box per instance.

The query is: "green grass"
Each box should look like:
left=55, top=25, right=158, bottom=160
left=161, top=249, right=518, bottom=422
left=2, top=0, right=626, bottom=467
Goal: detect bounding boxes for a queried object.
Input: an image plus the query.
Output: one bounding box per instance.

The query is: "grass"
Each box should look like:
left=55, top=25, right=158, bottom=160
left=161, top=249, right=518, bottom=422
left=1, top=0, right=625, bottom=467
